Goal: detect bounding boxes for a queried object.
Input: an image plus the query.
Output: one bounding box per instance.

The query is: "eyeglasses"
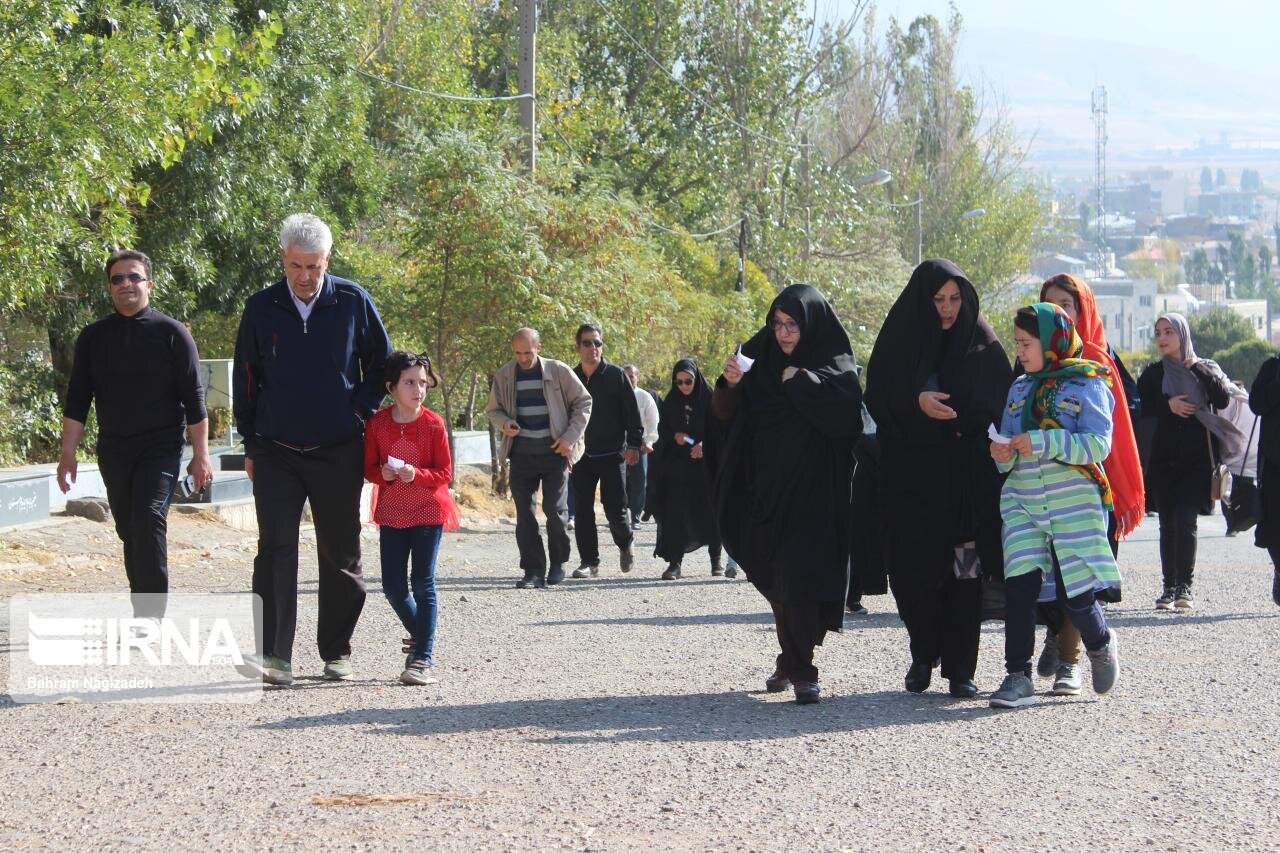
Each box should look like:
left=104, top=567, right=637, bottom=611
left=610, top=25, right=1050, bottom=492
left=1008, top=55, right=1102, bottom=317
left=579, top=339, right=604, bottom=348
left=674, top=379, right=694, bottom=387
left=109, top=273, right=148, bottom=286
left=770, top=320, right=800, bottom=334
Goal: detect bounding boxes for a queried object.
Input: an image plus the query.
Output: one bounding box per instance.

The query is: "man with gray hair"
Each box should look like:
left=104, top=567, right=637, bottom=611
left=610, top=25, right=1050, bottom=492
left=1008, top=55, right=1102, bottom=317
left=233, top=213, right=391, bottom=685
left=486, top=327, right=592, bottom=587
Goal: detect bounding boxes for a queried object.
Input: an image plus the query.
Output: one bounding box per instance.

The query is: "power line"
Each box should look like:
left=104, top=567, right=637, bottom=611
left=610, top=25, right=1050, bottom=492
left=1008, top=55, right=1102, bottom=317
left=357, top=69, right=533, bottom=103
left=586, top=0, right=804, bottom=151
left=544, top=115, right=744, bottom=241
left=366, top=63, right=742, bottom=243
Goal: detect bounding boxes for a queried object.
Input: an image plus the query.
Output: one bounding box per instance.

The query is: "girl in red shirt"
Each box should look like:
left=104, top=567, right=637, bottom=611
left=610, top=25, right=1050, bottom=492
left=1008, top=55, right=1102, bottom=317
left=364, top=351, right=459, bottom=685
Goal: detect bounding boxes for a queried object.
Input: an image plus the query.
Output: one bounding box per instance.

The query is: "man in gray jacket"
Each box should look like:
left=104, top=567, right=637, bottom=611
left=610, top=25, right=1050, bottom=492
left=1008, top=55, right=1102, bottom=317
left=486, top=328, right=592, bottom=587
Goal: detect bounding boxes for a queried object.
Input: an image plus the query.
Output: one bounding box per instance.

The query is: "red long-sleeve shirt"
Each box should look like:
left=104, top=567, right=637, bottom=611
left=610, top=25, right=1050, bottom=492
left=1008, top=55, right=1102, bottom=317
left=363, top=407, right=460, bottom=530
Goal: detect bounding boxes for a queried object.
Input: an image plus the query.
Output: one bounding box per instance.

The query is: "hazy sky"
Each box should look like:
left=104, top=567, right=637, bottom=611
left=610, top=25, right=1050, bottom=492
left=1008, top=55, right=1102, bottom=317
left=819, top=0, right=1280, bottom=162
left=823, top=0, right=1279, bottom=78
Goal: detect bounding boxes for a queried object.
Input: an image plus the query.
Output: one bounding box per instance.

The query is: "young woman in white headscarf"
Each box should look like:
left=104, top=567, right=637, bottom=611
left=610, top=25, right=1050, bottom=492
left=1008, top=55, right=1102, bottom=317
left=1137, top=313, right=1244, bottom=610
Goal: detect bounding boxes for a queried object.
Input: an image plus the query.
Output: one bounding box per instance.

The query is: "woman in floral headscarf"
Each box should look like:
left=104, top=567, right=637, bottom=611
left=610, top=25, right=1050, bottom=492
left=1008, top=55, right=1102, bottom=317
left=988, top=304, right=1121, bottom=708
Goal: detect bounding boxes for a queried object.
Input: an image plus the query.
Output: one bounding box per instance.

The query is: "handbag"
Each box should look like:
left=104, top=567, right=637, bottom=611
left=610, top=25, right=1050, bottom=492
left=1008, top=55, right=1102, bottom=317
left=1223, top=415, right=1262, bottom=533
left=1208, top=428, right=1232, bottom=502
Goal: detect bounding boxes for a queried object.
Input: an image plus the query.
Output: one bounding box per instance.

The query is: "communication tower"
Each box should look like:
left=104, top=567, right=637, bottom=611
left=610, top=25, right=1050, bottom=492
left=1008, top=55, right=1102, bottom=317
left=1092, top=85, right=1108, bottom=274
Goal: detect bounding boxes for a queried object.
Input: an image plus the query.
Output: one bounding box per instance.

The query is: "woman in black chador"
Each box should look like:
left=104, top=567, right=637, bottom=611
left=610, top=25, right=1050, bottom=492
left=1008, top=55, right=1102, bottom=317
left=713, top=284, right=863, bottom=705
left=865, top=259, right=1012, bottom=698
left=650, top=358, right=724, bottom=579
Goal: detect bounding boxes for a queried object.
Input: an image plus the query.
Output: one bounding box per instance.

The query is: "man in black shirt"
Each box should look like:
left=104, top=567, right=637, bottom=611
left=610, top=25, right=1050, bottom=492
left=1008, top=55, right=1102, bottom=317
left=570, top=323, right=642, bottom=577
left=58, top=249, right=212, bottom=618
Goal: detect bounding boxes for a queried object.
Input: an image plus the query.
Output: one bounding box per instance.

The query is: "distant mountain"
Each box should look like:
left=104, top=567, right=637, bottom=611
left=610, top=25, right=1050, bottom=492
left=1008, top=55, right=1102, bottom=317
left=958, top=27, right=1280, bottom=164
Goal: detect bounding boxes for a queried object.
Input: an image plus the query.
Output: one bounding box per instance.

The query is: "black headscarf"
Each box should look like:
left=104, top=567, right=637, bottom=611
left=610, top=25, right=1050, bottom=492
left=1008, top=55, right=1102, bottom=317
left=714, top=284, right=862, bottom=613
left=659, top=358, right=713, bottom=444
left=864, top=259, right=1013, bottom=579
left=865, top=258, right=1007, bottom=446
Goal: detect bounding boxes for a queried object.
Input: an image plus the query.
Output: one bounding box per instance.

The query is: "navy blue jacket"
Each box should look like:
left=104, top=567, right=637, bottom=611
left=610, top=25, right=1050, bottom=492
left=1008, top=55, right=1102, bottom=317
left=233, top=274, right=391, bottom=453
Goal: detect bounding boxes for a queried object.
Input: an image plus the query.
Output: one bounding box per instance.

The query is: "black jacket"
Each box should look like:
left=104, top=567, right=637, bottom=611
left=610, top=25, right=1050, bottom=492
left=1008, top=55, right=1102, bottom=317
left=573, top=360, right=642, bottom=456
left=233, top=274, right=391, bottom=452
left=1138, top=359, right=1233, bottom=512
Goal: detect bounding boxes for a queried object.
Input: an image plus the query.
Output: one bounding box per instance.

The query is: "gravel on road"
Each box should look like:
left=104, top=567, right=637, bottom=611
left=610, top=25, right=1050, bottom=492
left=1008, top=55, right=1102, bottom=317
left=1, top=508, right=1278, bottom=850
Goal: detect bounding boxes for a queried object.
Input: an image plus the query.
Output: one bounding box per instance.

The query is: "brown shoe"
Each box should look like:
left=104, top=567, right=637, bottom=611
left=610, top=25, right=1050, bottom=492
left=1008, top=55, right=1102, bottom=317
left=793, top=681, right=821, bottom=704
left=765, top=669, right=791, bottom=693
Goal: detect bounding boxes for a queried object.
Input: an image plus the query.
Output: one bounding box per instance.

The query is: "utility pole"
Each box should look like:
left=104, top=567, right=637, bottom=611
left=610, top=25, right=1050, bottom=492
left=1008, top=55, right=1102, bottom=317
left=800, top=131, right=811, bottom=265
left=517, top=0, right=537, bottom=173
left=736, top=215, right=748, bottom=292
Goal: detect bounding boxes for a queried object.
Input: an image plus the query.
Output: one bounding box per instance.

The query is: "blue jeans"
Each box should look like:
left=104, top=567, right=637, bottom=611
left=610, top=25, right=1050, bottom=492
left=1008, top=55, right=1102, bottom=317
left=379, top=525, right=442, bottom=664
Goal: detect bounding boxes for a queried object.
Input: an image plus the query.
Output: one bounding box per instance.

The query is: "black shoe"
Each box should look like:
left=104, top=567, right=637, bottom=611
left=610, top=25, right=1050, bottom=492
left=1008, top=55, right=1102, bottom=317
left=1273, top=570, right=1280, bottom=607
left=711, top=561, right=724, bottom=577
left=765, top=669, right=791, bottom=693
left=620, top=547, right=634, bottom=574
left=905, top=662, right=932, bottom=694
left=948, top=678, right=978, bottom=698
left=640, top=511, right=651, bottom=522
left=846, top=598, right=868, bottom=616
left=515, top=574, right=536, bottom=589
left=661, top=564, right=681, bottom=580
left=793, top=681, right=821, bottom=704
left=546, top=565, right=565, bottom=586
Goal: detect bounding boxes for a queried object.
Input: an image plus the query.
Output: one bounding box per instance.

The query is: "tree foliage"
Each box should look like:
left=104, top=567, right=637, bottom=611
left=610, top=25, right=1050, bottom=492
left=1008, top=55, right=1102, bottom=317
left=1189, top=306, right=1256, bottom=364
left=0, top=0, right=1049, bottom=465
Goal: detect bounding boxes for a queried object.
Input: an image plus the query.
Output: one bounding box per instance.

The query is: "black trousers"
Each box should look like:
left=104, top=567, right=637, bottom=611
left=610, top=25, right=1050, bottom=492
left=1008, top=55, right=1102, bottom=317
left=251, top=436, right=366, bottom=663
left=1005, top=568, right=1109, bottom=675
left=769, top=598, right=824, bottom=683
left=97, top=434, right=182, bottom=618
left=1158, top=502, right=1199, bottom=588
left=890, top=566, right=982, bottom=681
left=509, top=453, right=571, bottom=577
left=571, top=453, right=634, bottom=566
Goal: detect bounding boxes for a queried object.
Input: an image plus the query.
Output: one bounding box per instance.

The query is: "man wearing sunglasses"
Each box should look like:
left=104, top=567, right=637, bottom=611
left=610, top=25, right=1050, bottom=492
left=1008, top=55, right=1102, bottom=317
left=570, top=324, right=643, bottom=577
left=58, top=249, right=212, bottom=620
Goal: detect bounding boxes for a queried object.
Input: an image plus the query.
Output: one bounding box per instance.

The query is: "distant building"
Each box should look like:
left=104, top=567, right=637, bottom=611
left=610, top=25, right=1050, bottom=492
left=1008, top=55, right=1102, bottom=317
left=1105, top=182, right=1160, bottom=217
left=1092, top=276, right=1158, bottom=351
left=1030, top=253, right=1088, bottom=280
left=1228, top=299, right=1269, bottom=340
left=1195, top=191, right=1258, bottom=219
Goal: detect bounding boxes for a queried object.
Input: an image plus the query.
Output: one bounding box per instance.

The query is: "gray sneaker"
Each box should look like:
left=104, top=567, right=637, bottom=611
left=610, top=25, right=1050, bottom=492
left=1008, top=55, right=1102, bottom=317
left=1174, top=585, right=1194, bottom=610
left=1036, top=632, right=1060, bottom=679
left=399, top=660, right=438, bottom=686
left=262, top=655, right=293, bottom=687
left=1086, top=631, right=1120, bottom=696
left=989, top=673, right=1036, bottom=709
left=1155, top=586, right=1176, bottom=610
left=323, top=658, right=353, bottom=681
left=1052, top=662, right=1082, bottom=696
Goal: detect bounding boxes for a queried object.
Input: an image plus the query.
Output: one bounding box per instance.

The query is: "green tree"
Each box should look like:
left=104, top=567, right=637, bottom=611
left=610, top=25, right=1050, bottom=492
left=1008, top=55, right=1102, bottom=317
left=1214, top=338, right=1272, bottom=385
left=1216, top=168, right=1228, bottom=188
left=1189, top=306, right=1256, bottom=361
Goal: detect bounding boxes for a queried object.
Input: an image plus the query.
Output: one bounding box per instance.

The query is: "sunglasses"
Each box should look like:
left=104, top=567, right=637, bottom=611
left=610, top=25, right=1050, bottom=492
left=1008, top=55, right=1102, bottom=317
left=674, top=379, right=694, bottom=387
left=770, top=320, right=800, bottom=334
left=110, top=273, right=148, bottom=286
left=579, top=339, right=604, bottom=348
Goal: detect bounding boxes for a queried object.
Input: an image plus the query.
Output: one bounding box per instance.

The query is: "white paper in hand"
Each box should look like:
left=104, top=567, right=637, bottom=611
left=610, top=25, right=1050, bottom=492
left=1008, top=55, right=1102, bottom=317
left=386, top=456, right=406, bottom=469
left=987, top=424, right=1011, bottom=445
left=734, top=346, right=755, bottom=373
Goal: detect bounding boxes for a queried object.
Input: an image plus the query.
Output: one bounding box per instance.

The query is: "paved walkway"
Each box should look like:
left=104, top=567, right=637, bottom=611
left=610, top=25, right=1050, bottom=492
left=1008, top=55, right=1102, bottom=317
left=0, top=509, right=1278, bottom=849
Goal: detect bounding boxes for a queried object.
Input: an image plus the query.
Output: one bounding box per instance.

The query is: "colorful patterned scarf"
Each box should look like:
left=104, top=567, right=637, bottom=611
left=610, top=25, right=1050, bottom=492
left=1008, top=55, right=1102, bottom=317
left=1020, top=302, right=1115, bottom=511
